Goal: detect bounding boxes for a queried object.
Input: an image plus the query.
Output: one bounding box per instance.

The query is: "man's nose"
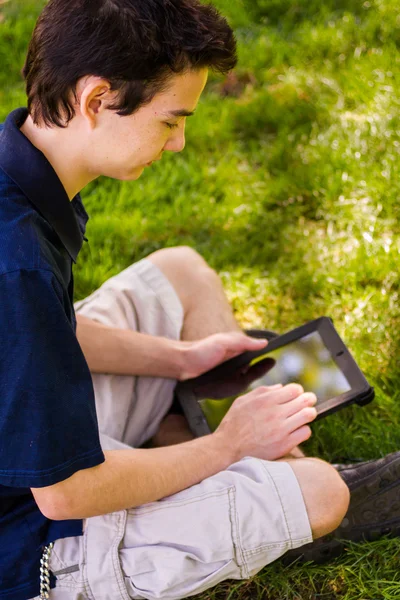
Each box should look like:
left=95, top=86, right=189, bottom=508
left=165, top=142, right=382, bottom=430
left=165, top=126, right=186, bottom=153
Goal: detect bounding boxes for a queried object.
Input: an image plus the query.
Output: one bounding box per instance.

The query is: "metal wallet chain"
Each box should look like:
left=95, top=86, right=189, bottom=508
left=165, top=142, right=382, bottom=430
left=39, top=542, right=54, bottom=599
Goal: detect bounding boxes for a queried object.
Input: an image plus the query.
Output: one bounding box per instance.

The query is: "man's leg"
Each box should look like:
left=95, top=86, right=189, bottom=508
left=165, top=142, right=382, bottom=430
left=147, top=246, right=242, bottom=340
left=278, top=457, right=350, bottom=539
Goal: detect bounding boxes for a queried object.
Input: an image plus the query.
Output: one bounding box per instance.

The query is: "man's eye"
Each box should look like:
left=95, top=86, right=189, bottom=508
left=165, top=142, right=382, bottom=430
left=165, top=122, right=179, bottom=130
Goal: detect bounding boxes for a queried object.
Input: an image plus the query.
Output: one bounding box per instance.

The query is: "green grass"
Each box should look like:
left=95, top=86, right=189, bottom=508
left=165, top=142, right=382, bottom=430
left=1, top=0, right=400, bottom=598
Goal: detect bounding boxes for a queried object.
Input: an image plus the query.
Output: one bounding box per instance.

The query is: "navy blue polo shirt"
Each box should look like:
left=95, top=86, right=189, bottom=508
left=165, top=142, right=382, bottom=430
left=0, top=108, right=105, bottom=600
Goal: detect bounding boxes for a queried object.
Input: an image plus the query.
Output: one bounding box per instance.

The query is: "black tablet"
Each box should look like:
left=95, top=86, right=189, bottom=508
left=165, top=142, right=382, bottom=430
left=176, top=317, right=375, bottom=437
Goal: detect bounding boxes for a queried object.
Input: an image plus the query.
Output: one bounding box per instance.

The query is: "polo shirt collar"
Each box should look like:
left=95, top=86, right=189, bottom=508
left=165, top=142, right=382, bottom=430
left=0, top=107, right=84, bottom=263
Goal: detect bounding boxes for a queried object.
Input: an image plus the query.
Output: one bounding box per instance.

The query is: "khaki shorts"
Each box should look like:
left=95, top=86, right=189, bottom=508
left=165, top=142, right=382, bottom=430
left=32, top=258, right=312, bottom=600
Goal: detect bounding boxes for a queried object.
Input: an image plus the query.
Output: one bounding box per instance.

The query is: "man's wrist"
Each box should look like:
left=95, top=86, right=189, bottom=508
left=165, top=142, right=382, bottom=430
left=173, top=340, right=192, bottom=381
left=211, top=428, right=241, bottom=466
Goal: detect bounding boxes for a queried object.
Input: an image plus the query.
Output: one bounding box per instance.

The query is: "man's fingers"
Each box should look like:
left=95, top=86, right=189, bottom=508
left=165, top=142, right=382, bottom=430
left=284, top=392, right=317, bottom=418
left=241, top=334, right=268, bottom=350
left=286, top=406, right=318, bottom=431
left=266, top=383, right=305, bottom=404
left=220, top=332, right=268, bottom=353
left=287, top=425, right=313, bottom=449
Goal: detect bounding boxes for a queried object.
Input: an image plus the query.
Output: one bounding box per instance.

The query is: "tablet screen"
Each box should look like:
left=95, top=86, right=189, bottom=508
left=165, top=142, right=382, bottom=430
left=197, top=331, right=351, bottom=432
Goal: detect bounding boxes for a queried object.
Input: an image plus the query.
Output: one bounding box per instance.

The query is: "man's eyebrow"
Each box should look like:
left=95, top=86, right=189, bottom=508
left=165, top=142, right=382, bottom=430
left=164, top=109, right=195, bottom=117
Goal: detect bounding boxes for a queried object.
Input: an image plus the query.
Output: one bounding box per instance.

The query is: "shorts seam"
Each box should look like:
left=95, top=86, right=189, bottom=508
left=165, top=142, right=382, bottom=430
left=242, top=536, right=312, bottom=556
left=52, top=582, right=85, bottom=591
left=82, top=524, right=95, bottom=600
left=228, top=486, right=249, bottom=579
left=111, top=511, right=131, bottom=600
left=259, top=460, right=293, bottom=546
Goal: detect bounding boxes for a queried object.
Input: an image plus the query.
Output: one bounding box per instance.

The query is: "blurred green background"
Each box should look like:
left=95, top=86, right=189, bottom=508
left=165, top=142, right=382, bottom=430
left=1, top=0, right=400, bottom=597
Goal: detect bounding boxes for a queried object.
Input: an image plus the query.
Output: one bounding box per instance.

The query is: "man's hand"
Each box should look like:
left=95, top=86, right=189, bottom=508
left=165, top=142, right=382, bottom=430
left=179, top=332, right=268, bottom=381
left=214, top=383, right=318, bottom=462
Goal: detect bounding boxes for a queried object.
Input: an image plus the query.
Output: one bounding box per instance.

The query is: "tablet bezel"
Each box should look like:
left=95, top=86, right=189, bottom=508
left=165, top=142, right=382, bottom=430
left=176, top=317, right=374, bottom=437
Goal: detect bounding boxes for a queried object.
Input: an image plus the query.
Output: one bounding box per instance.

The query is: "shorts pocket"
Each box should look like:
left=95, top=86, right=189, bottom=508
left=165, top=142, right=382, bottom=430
left=120, top=485, right=244, bottom=600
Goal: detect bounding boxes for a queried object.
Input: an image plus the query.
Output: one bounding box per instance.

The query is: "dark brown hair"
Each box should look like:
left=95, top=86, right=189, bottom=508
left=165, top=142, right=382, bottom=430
left=23, top=0, right=237, bottom=127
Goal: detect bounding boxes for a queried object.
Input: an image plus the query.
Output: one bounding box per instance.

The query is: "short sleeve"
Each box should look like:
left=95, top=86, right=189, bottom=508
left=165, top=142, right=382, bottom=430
left=0, top=268, right=105, bottom=488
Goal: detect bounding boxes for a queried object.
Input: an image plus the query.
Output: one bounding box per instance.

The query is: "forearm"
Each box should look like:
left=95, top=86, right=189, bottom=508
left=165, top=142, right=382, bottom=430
left=76, top=313, right=185, bottom=378
left=33, top=433, right=236, bottom=520
left=76, top=314, right=267, bottom=380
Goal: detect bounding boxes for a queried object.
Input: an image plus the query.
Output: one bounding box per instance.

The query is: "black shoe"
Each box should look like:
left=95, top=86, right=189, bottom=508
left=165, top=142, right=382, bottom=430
left=282, top=451, right=400, bottom=565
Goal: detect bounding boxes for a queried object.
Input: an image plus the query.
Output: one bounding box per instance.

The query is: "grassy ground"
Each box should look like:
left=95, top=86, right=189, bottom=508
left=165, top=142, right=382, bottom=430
left=1, top=0, right=400, bottom=598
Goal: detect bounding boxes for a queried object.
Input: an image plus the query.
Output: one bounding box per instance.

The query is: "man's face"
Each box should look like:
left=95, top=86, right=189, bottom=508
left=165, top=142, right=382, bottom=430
left=85, top=68, right=208, bottom=180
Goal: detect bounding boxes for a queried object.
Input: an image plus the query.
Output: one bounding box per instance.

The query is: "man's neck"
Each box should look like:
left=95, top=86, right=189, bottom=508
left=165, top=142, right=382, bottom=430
left=20, top=115, right=95, bottom=200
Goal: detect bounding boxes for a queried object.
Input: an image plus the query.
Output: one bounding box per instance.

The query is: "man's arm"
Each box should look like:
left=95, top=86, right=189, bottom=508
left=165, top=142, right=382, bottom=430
left=76, top=314, right=267, bottom=380
left=31, top=383, right=317, bottom=521
left=76, top=313, right=185, bottom=378
left=31, top=433, right=234, bottom=520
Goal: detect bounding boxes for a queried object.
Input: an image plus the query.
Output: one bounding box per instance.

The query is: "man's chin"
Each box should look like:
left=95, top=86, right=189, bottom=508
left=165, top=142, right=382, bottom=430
left=110, top=165, right=146, bottom=181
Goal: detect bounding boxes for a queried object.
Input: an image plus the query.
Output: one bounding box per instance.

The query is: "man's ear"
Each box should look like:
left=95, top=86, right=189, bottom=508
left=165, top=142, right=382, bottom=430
left=77, top=76, right=115, bottom=128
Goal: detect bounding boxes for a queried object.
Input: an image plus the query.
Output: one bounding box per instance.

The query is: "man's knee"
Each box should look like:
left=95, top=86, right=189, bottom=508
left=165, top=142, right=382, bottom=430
left=147, top=246, right=219, bottom=308
left=148, top=245, right=209, bottom=272
left=288, top=457, right=350, bottom=540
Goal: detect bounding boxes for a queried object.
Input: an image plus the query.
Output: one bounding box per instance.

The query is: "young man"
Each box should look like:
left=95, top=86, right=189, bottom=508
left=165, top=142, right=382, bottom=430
left=0, top=1, right=399, bottom=599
